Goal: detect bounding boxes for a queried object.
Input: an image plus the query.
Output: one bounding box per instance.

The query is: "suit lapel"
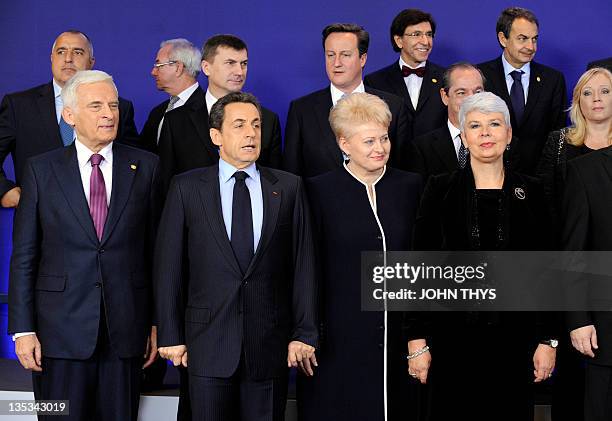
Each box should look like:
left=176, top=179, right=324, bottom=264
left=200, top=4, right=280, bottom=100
left=189, top=102, right=219, bottom=162
left=198, top=166, right=242, bottom=277
left=523, top=62, right=544, bottom=125
left=415, top=66, right=440, bottom=112
left=51, top=145, right=98, bottom=245
left=487, top=59, right=516, bottom=124
left=433, top=127, right=459, bottom=171
left=314, top=89, right=343, bottom=164
left=38, top=83, right=63, bottom=148
left=100, top=144, right=137, bottom=245
left=387, top=64, right=411, bottom=108
left=244, top=167, right=281, bottom=279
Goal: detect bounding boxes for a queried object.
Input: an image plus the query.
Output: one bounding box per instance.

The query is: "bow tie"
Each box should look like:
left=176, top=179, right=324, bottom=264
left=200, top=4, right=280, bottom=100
left=402, top=65, right=426, bottom=78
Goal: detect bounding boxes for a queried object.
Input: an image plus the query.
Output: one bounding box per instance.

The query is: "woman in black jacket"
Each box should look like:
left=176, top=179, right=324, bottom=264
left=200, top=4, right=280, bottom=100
left=414, top=92, right=556, bottom=421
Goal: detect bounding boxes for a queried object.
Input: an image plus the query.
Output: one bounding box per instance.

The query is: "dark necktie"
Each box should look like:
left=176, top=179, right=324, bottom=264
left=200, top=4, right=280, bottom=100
left=457, top=135, right=468, bottom=169
left=59, top=116, right=74, bottom=146
left=402, top=65, right=426, bottom=78
left=231, top=171, right=254, bottom=274
left=509, top=70, right=525, bottom=123
left=89, top=154, right=108, bottom=240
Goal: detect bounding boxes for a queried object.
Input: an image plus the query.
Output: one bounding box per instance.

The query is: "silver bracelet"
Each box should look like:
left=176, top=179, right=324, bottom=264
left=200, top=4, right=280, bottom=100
left=406, top=345, right=430, bottom=360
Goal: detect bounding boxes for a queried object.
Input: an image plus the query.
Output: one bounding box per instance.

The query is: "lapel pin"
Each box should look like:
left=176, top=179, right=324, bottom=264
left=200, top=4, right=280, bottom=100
left=272, top=191, right=279, bottom=196
left=432, top=78, right=438, bottom=83
left=514, top=187, right=526, bottom=200
left=536, top=76, right=541, bottom=82
left=130, top=164, right=137, bottom=170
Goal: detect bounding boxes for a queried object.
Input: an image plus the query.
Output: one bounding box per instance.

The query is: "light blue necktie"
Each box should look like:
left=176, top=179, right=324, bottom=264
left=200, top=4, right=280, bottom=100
left=59, top=116, right=74, bottom=146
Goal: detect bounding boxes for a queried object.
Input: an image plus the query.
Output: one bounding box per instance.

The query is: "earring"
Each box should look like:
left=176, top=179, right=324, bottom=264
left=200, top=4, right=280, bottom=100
left=506, top=144, right=510, bottom=151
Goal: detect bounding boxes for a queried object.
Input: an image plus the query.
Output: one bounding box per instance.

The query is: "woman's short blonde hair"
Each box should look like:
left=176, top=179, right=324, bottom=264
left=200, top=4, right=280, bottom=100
left=328, top=93, right=392, bottom=139
left=567, top=67, right=612, bottom=146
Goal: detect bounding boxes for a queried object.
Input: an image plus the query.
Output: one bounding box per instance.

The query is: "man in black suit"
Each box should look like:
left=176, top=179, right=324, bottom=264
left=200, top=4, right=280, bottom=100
left=8, top=70, right=160, bottom=421
left=0, top=30, right=139, bottom=208
left=140, top=38, right=202, bottom=151
left=155, top=92, right=318, bottom=421
left=587, top=57, right=612, bottom=72
left=478, top=7, right=567, bottom=175
left=364, top=9, right=446, bottom=140
left=158, top=34, right=282, bottom=194
left=563, top=149, right=612, bottom=421
left=283, top=23, right=409, bottom=176
left=407, top=62, right=485, bottom=181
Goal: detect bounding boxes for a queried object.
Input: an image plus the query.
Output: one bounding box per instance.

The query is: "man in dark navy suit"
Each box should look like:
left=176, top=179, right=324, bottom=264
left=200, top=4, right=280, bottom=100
left=0, top=30, right=139, bottom=209
left=587, top=57, right=612, bottom=72
left=283, top=23, right=409, bottom=176
left=155, top=92, right=318, bottom=421
left=478, top=7, right=567, bottom=174
left=365, top=9, right=447, bottom=140
left=9, top=70, right=160, bottom=421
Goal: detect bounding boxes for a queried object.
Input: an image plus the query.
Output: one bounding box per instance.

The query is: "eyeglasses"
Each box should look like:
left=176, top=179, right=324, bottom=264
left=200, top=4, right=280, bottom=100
left=403, top=31, right=434, bottom=39
left=152, top=60, right=177, bottom=69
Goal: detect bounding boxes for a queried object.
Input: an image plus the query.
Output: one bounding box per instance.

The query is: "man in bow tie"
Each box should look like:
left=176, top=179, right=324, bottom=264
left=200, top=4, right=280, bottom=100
left=283, top=23, right=410, bottom=176
left=365, top=9, right=447, bottom=141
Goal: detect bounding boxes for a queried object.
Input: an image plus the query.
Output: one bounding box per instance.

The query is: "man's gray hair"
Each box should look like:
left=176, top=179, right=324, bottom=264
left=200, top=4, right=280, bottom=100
left=459, top=92, right=511, bottom=130
left=160, top=38, right=201, bottom=78
left=62, top=70, right=117, bottom=109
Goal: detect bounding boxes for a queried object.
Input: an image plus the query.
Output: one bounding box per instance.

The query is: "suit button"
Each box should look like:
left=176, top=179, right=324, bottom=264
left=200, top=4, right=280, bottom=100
left=98, top=249, right=105, bottom=254
left=378, top=343, right=383, bottom=349
left=377, top=235, right=382, bottom=240
left=94, top=282, right=102, bottom=288
left=379, top=325, right=384, bottom=330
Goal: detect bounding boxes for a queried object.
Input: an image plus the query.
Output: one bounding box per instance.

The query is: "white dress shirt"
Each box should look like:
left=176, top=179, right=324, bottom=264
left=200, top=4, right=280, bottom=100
left=501, top=54, right=530, bottom=104
left=14, top=139, right=113, bottom=340
left=206, top=89, right=218, bottom=114
left=330, top=81, right=365, bottom=106
left=399, top=57, right=426, bottom=110
left=158, top=82, right=200, bottom=141
left=447, top=119, right=462, bottom=158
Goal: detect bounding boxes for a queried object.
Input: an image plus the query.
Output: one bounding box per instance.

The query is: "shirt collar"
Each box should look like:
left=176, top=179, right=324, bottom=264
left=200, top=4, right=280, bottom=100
left=177, top=82, right=199, bottom=104
left=501, top=53, right=531, bottom=77
left=218, top=157, right=258, bottom=184
left=53, top=79, right=62, bottom=100
left=330, top=81, right=365, bottom=105
left=74, top=138, right=114, bottom=170
left=205, top=89, right=218, bottom=114
left=398, top=57, right=426, bottom=70
left=447, top=119, right=461, bottom=140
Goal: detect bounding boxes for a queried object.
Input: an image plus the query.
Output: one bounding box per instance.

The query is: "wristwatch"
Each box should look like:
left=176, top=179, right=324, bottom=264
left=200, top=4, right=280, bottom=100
left=540, top=339, right=559, bottom=348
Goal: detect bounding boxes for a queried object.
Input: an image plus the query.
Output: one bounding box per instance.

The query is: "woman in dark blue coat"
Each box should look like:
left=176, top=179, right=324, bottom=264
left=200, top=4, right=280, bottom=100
left=297, top=93, right=425, bottom=421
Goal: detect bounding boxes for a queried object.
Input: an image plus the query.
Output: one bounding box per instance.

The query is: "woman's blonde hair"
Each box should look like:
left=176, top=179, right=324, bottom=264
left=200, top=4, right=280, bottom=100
left=329, top=93, right=392, bottom=140
left=567, top=67, right=612, bottom=146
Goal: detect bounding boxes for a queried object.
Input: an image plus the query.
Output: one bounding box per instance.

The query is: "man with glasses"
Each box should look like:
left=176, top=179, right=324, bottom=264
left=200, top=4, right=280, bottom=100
left=365, top=9, right=446, bottom=141
left=478, top=7, right=566, bottom=174
left=141, top=38, right=201, bottom=151
left=0, top=30, right=140, bottom=209
left=283, top=23, right=409, bottom=176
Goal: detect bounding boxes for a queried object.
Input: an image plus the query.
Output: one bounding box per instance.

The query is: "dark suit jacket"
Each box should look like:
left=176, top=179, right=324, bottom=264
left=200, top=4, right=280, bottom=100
left=587, top=57, right=612, bottom=72
left=158, top=87, right=282, bottom=194
left=8, top=143, right=161, bottom=360
left=407, top=125, right=458, bottom=180
left=139, top=99, right=169, bottom=153
left=154, top=164, right=318, bottom=380
left=0, top=82, right=140, bottom=199
left=282, top=85, right=409, bottom=177
left=364, top=61, right=447, bottom=140
left=562, top=147, right=612, bottom=365
left=478, top=57, right=567, bottom=174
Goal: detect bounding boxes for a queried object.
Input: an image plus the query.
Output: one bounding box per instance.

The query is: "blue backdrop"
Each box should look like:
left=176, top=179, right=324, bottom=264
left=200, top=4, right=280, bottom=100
left=1, top=0, right=610, bottom=357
